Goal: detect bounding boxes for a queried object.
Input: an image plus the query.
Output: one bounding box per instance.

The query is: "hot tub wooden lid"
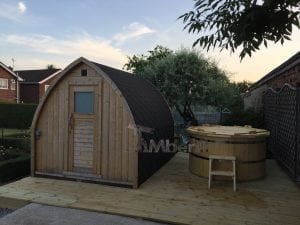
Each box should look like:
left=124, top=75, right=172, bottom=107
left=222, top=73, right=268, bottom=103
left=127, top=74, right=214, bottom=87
left=186, top=125, right=270, bottom=138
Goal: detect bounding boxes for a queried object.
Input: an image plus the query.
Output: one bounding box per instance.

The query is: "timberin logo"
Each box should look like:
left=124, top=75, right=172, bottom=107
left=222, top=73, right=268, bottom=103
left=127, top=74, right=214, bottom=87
left=139, top=139, right=195, bottom=153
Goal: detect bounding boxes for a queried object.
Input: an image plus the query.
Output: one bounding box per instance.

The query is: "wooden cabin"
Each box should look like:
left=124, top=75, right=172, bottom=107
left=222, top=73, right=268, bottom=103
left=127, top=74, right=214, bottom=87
left=31, top=57, right=174, bottom=188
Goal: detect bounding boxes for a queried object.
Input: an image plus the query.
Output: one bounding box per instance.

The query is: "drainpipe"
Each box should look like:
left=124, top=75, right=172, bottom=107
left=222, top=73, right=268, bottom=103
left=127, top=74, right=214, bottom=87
left=16, top=72, right=20, bottom=103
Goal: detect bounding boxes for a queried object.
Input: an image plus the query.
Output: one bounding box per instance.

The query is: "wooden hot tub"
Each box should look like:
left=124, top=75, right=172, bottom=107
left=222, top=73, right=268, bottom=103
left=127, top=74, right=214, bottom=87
left=186, top=125, right=270, bottom=181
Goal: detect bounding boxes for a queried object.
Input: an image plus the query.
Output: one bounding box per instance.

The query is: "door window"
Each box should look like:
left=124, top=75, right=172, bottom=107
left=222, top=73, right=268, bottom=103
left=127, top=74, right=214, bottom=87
left=74, top=92, right=94, bottom=114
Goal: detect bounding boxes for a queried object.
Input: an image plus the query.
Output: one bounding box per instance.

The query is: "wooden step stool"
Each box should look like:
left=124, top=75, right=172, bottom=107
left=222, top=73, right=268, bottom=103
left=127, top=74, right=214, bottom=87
left=208, top=155, right=236, bottom=192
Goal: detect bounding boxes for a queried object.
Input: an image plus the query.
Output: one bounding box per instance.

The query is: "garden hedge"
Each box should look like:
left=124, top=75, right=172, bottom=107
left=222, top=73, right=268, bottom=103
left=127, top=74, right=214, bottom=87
left=0, top=103, right=37, bottom=129
left=0, top=156, right=30, bottom=183
left=0, top=138, right=30, bottom=152
left=222, top=108, right=265, bottom=128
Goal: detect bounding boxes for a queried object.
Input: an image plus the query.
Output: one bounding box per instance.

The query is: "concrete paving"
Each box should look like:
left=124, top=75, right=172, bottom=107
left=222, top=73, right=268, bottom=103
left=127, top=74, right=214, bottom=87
left=0, top=203, right=165, bottom=225
left=0, top=208, right=13, bottom=218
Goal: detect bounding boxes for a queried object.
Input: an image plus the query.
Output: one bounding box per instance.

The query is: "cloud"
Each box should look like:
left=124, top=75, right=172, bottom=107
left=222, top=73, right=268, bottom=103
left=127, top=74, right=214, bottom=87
left=18, top=2, right=27, bottom=13
left=1, top=33, right=128, bottom=68
left=0, top=1, right=27, bottom=21
left=114, top=22, right=156, bottom=45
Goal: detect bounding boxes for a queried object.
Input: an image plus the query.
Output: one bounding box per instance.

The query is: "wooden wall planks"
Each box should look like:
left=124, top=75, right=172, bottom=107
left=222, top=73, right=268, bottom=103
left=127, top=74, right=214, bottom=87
left=34, top=63, right=137, bottom=186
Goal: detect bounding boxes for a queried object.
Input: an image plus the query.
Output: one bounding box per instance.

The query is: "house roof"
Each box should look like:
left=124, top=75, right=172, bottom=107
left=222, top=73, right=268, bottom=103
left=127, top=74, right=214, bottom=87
left=93, top=61, right=174, bottom=134
left=16, top=69, right=61, bottom=83
left=249, top=51, right=300, bottom=91
left=0, top=61, right=23, bottom=81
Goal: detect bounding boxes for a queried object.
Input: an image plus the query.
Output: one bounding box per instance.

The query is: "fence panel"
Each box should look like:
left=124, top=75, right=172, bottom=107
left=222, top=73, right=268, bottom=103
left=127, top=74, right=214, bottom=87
left=264, top=84, right=299, bottom=180
left=264, top=89, right=278, bottom=156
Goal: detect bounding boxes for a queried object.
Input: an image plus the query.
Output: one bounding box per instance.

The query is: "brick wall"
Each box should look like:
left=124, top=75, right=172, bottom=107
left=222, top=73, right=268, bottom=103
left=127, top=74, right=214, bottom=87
left=38, top=75, right=57, bottom=102
left=269, top=64, right=300, bottom=90
left=0, top=67, right=17, bottom=103
left=244, top=84, right=268, bottom=111
left=244, top=62, right=300, bottom=112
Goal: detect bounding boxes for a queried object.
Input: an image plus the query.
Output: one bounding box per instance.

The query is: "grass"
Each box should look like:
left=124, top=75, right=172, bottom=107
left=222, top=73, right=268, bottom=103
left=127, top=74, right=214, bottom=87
left=0, top=129, right=30, bottom=138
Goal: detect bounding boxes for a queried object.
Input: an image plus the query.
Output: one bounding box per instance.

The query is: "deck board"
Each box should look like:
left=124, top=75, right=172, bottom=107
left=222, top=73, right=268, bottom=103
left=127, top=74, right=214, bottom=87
left=0, top=153, right=299, bottom=225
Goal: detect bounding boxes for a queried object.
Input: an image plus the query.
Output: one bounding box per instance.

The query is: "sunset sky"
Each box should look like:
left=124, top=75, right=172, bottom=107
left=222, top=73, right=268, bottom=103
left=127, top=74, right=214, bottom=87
left=0, top=0, right=299, bottom=82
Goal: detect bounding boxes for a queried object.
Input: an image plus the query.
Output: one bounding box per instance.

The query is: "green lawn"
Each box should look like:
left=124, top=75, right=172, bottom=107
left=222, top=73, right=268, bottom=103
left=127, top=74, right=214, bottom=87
left=0, top=129, right=30, bottom=138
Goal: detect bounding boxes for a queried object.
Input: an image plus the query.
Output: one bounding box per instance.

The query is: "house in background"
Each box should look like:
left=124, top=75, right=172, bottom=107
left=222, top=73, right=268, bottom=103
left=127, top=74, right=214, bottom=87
left=16, top=69, right=61, bottom=103
left=243, top=51, right=300, bottom=111
left=0, top=61, right=23, bottom=103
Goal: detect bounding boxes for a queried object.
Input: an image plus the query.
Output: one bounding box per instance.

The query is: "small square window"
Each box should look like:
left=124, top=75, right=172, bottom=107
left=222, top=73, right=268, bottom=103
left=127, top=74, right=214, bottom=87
left=11, top=79, right=16, bottom=90
left=74, top=92, right=94, bottom=114
left=81, top=69, right=87, bottom=77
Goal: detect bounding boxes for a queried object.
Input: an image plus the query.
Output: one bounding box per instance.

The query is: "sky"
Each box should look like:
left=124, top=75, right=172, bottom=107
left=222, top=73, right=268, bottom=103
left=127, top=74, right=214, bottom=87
left=0, top=0, right=299, bottom=82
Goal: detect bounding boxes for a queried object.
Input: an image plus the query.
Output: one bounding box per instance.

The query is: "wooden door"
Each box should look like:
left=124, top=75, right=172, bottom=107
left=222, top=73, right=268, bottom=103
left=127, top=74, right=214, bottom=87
left=68, top=86, right=98, bottom=174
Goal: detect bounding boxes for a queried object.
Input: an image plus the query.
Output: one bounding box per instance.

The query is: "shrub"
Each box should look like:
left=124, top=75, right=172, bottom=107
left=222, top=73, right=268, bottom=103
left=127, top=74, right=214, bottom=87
left=0, top=103, right=37, bottom=129
left=0, top=138, right=30, bottom=153
left=0, top=155, right=30, bottom=183
left=223, top=108, right=265, bottom=128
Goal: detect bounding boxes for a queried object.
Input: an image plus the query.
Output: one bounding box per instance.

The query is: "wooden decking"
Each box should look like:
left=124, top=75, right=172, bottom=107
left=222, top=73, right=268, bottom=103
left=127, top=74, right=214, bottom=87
left=0, top=153, right=299, bottom=225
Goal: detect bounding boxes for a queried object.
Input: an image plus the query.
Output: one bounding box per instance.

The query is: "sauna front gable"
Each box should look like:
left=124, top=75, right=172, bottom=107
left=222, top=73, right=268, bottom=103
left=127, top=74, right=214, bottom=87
left=31, top=57, right=174, bottom=188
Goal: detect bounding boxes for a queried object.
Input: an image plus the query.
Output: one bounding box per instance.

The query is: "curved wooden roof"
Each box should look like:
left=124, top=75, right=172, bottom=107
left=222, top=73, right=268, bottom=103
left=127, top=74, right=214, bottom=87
left=32, top=57, right=173, bottom=136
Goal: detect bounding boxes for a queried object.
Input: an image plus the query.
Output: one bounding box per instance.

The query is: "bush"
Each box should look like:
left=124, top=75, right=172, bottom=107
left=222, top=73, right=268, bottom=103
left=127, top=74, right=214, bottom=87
left=0, top=102, right=37, bottom=129
left=0, top=138, right=30, bottom=152
left=223, top=108, right=265, bottom=128
left=0, top=145, right=29, bottom=161
left=0, top=155, right=30, bottom=183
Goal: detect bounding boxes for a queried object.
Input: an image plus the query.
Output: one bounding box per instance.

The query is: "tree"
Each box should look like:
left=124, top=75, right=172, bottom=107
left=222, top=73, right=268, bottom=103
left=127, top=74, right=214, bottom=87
left=46, top=64, right=56, bottom=70
left=123, top=45, right=173, bottom=74
left=126, top=48, right=233, bottom=125
left=233, top=80, right=253, bottom=93
left=179, top=0, right=300, bottom=59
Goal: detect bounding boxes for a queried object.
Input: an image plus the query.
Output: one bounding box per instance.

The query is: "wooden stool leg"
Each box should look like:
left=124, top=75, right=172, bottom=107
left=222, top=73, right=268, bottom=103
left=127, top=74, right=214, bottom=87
left=233, top=160, right=236, bottom=192
left=208, top=158, right=212, bottom=190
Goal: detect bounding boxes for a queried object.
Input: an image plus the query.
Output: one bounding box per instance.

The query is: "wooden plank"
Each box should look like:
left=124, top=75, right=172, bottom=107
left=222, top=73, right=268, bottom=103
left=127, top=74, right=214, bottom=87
left=46, top=94, right=54, bottom=172
left=96, top=79, right=102, bottom=175
left=42, top=108, right=49, bottom=172
left=101, top=81, right=110, bottom=179
left=122, top=110, right=129, bottom=181
left=132, top=128, right=139, bottom=188
left=2, top=155, right=299, bottom=225
left=71, top=65, right=98, bottom=77
left=63, top=82, right=69, bottom=171
left=92, top=85, right=98, bottom=174
left=68, top=86, right=74, bottom=171
left=73, top=120, right=94, bottom=169
left=108, top=87, right=116, bottom=179
left=35, top=109, right=47, bottom=172
left=53, top=90, right=60, bottom=172
left=127, top=126, right=137, bottom=185
left=58, top=86, right=65, bottom=172
left=68, top=79, right=99, bottom=86
left=115, top=96, right=123, bottom=180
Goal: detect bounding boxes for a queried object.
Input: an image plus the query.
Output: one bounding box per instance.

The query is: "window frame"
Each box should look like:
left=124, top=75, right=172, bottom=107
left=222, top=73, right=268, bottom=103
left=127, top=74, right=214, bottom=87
left=0, top=78, right=8, bottom=90
left=10, top=79, right=16, bottom=90
left=44, top=84, right=50, bottom=92
left=74, top=91, right=94, bottom=114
